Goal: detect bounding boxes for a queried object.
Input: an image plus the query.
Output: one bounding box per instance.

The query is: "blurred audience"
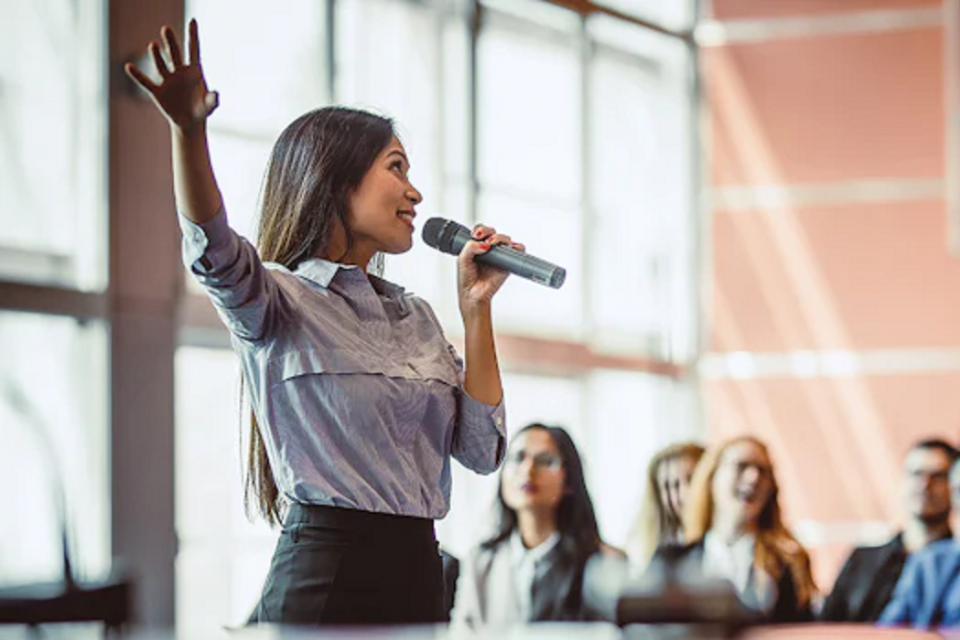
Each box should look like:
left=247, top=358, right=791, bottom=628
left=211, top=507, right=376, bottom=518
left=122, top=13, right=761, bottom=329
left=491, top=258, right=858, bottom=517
left=646, top=436, right=817, bottom=623
left=627, top=442, right=705, bottom=571
left=878, top=453, right=960, bottom=629
left=821, top=439, right=957, bottom=623
left=451, top=423, right=625, bottom=626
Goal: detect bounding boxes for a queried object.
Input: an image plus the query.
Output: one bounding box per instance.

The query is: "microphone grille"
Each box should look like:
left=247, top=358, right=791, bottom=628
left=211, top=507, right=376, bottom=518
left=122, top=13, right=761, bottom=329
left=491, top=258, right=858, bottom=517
left=421, top=217, right=447, bottom=249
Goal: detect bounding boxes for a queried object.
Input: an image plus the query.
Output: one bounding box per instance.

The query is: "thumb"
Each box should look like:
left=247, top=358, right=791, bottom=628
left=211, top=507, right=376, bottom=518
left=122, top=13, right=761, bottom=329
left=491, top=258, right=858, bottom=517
left=204, top=91, right=219, bottom=116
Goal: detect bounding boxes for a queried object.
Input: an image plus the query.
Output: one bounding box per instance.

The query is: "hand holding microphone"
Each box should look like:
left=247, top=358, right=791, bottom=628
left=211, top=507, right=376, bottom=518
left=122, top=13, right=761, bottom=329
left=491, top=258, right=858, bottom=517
left=422, top=217, right=567, bottom=291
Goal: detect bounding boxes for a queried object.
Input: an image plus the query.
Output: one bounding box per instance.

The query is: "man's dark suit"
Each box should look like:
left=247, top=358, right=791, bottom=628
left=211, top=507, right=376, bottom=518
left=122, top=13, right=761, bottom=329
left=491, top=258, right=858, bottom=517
left=820, top=531, right=951, bottom=623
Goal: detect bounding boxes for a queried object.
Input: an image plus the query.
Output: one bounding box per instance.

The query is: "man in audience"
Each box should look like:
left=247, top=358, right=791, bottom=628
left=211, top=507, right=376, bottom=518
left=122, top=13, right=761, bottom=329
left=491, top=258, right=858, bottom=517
left=878, top=453, right=960, bottom=628
left=820, top=439, right=957, bottom=622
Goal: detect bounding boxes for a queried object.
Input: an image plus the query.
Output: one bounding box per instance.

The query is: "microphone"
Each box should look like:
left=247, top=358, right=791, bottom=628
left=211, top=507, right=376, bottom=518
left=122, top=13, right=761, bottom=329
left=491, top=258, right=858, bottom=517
left=421, top=217, right=566, bottom=289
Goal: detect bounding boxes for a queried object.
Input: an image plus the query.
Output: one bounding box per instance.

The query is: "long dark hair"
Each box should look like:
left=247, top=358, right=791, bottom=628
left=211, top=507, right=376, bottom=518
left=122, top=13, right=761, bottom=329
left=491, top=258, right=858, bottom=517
left=482, top=423, right=601, bottom=556
left=245, top=107, right=396, bottom=525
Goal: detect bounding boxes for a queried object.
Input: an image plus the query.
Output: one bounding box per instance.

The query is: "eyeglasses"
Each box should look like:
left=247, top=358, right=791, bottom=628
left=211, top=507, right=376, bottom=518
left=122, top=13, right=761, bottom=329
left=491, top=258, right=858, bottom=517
left=504, top=450, right=563, bottom=472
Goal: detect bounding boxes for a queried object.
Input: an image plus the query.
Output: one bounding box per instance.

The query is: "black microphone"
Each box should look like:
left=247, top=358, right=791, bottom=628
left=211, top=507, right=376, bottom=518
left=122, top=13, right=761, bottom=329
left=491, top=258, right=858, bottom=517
left=421, top=217, right=566, bottom=289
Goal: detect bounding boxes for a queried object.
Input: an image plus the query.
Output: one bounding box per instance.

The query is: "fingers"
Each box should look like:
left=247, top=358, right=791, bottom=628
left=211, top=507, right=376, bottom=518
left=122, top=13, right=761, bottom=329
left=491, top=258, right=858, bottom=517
left=481, top=233, right=513, bottom=249
left=149, top=41, right=170, bottom=78
left=161, top=25, right=184, bottom=69
left=188, top=19, right=201, bottom=65
left=471, top=224, right=494, bottom=241
left=469, top=224, right=524, bottom=251
left=124, top=62, right=159, bottom=94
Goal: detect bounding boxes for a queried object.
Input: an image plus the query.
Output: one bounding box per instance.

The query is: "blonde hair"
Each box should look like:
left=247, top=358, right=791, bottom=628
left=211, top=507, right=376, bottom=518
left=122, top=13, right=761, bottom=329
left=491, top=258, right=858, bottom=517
left=683, top=436, right=817, bottom=609
left=627, top=442, right=705, bottom=569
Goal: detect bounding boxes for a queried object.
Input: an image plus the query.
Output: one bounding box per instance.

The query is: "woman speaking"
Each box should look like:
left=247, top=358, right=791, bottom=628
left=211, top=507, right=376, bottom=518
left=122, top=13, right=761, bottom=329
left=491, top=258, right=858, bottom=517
left=126, top=20, right=520, bottom=625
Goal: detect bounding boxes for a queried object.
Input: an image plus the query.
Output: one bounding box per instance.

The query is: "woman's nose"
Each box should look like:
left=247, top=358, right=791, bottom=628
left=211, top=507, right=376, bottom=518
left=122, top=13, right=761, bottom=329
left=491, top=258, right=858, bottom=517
left=743, top=466, right=761, bottom=484
left=407, top=185, right=423, bottom=205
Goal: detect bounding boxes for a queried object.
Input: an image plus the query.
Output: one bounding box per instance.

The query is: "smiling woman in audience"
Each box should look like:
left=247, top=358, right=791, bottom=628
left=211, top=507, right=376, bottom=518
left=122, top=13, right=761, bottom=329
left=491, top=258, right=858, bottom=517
left=648, top=436, right=817, bottom=622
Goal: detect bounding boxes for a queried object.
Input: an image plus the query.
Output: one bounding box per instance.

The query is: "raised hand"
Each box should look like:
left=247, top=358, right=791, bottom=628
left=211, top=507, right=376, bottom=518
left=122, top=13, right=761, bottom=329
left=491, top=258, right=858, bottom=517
left=124, top=19, right=219, bottom=131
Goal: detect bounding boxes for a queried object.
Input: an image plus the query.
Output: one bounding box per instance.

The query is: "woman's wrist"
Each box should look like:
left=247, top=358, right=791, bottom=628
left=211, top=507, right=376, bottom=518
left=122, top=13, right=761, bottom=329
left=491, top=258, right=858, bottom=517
left=171, top=119, right=207, bottom=142
left=459, top=297, right=492, bottom=326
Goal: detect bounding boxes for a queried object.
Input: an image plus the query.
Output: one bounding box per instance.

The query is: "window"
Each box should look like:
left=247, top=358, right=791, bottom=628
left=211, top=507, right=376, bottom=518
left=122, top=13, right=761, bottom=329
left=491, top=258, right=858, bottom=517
left=477, top=13, right=586, bottom=337
left=175, top=346, right=273, bottom=632
left=587, top=16, right=697, bottom=360
left=0, top=0, right=107, bottom=290
left=0, top=312, right=109, bottom=586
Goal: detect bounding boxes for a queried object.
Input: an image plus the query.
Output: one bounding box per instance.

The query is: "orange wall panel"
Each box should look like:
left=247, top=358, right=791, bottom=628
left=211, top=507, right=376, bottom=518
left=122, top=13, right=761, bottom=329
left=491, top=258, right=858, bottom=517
left=708, top=0, right=941, bottom=21
left=706, top=29, right=943, bottom=186
left=712, top=201, right=960, bottom=352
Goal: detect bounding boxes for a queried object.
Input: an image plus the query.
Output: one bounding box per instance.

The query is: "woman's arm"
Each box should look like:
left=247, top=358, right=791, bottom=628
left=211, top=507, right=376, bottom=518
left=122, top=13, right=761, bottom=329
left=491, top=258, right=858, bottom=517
left=460, top=302, right=502, bottom=406
left=456, top=224, right=522, bottom=405
left=125, top=20, right=222, bottom=224
left=125, top=21, right=281, bottom=342
left=445, top=225, right=521, bottom=472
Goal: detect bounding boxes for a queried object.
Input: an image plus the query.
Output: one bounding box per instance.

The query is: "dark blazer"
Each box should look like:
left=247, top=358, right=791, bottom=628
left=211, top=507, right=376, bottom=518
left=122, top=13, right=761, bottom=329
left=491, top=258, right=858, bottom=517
left=649, top=540, right=812, bottom=624
left=454, top=537, right=625, bottom=625
left=820, top=531, right=953, bottom=623
left=819, top=535, right=907, bottom=622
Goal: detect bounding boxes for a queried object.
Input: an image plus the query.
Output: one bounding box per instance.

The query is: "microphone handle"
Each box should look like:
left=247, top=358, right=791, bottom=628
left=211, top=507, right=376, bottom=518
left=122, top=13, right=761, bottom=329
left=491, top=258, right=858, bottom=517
left=450, top=228, right=566, bottom=289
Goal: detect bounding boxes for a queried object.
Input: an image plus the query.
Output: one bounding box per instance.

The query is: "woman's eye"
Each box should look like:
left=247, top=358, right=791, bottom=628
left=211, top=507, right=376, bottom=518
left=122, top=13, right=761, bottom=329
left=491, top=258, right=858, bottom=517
left=391, top=161, right=404, bottom=172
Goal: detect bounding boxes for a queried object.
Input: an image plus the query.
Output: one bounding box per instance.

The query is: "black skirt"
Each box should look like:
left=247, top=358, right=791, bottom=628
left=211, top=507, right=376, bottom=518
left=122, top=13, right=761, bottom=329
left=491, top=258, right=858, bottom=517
left=257, top=503, right=444, bottom=625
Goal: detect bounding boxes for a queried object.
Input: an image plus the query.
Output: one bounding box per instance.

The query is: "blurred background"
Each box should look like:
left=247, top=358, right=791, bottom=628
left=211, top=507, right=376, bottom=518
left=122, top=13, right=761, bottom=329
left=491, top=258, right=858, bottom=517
left=0, top=0, right=956, bottom=634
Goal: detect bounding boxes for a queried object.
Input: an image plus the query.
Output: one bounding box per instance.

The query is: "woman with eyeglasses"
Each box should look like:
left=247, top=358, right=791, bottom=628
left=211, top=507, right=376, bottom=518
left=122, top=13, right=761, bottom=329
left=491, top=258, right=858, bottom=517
left=451, top=423, right=625, bottom=626
left=647, top=436, right=817, bottom=622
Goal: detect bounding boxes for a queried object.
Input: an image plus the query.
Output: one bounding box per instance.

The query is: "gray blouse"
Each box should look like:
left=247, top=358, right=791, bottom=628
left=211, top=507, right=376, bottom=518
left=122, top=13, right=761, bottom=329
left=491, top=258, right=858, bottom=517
left=180, top=209, right=506, bottom=519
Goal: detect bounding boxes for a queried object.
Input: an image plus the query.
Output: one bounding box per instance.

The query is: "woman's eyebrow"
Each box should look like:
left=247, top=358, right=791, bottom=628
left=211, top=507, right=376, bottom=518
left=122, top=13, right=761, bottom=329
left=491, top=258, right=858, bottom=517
left=386, top=149, right=409, bottom=165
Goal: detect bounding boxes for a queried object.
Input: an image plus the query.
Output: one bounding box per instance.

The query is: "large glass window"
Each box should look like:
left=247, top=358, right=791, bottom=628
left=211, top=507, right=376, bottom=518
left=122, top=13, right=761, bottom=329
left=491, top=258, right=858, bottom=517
left=477, top=13, right=586, bottom=338
left=175, top=347, right=273, bottom=633
left=586, top=17, right=696, bottom=361
left=0, top=0, right=107, bottom=290
left=0, top=312, right=109, bottom=586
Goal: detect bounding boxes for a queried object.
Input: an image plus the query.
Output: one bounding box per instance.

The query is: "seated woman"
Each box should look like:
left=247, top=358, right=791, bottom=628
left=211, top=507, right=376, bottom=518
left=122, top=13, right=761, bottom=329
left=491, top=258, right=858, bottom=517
left=627, top=442, right=705, bottom=571
left=648, top=436, right=817, bottom=622
left=452, top=423, right=624, bottom=626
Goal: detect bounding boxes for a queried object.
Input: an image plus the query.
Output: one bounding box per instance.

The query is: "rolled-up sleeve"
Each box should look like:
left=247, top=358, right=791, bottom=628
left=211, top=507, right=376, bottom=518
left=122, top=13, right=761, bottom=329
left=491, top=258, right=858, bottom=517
left=451, top=390, right=506, bottom=475
left=179, top=209, right=282, bottom=342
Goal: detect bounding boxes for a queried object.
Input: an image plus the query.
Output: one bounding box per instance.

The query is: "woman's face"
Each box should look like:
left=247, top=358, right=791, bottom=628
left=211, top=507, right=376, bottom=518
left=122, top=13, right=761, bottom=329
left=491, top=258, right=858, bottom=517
left=657, top=453, right=699, bottom=522
left=501, top=429, right=567, bottom=515
left=346, top=135, right=423, bottom=262
left=711, top=441, right=774, bottom=528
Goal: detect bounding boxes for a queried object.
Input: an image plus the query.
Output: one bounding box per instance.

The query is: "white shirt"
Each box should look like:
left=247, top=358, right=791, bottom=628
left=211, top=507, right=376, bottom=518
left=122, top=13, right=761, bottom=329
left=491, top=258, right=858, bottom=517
left=510, top=531, right=562, bottom=621
left=702, top=531, right=777, bottom=613
left=452, top=530, right=562, bottom=627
